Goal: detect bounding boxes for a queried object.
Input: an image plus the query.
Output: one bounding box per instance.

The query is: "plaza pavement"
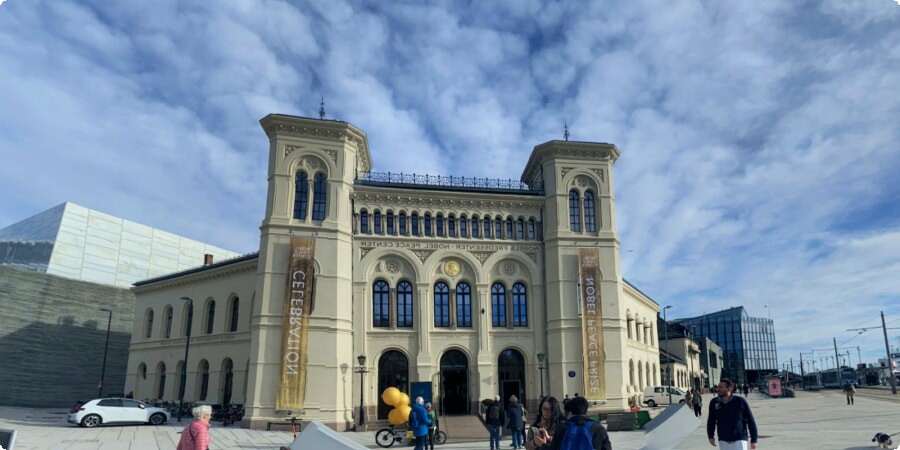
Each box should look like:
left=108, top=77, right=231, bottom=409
left=1, top=389, right=898, bottom=450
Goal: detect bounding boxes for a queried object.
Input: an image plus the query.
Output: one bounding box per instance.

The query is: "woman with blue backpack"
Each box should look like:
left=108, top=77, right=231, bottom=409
left=547, top=396, right=612, bottom=450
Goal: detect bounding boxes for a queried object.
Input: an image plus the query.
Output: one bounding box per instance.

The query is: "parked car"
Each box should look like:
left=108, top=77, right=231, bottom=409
left=642, top=386, right=687, bottom=407
left=68, top=398, right=170, bottom=428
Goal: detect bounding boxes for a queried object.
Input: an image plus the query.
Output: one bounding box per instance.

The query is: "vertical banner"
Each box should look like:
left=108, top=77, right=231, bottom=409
left=276, top=237, right=316, bottom=411
left=578, top=248, right=606, bottom=400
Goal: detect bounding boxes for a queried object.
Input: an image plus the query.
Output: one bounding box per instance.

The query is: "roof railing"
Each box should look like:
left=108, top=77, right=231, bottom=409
left=356, top=171, right=542, bottom=193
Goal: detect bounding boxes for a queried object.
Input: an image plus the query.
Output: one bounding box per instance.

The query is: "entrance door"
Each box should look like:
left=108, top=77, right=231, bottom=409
left=440, top=350, right=469, bottom=415
left=498, top=349, right=526, bottom=408
left=377, top=351, right=409, bottom=420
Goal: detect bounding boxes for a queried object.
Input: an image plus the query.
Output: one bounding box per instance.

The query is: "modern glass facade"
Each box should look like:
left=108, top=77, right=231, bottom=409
left=674, top=307, right=777, bottom=385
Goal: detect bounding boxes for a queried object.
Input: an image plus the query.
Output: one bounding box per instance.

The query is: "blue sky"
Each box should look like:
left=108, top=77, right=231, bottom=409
left=1, top=0, right=899, bottom=368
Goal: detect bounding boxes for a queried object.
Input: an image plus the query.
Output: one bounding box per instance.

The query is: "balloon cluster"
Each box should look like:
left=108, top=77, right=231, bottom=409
left=381, top=387, right=412, bottom=425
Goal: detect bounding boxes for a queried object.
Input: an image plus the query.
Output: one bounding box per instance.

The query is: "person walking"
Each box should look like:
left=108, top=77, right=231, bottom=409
left=409, top=396, right=432, bottom=450
left=506, top=395, right=525, bottom=449
left=526, top=396, right=564, bottom=450
left=707, top=379, right=758, bottom=450
left=692, top=389, right=703, bottom=417
left=486, top=395, right=506, bottom=450
left=548, top=396, right=612, bottom=450
left=176, top=405, right=212, bottom=450
left=685, top=390, right=694, bottom=408
left=425, top=402, right=439, bottom=450
left=842, top=381, right=856, bottom=405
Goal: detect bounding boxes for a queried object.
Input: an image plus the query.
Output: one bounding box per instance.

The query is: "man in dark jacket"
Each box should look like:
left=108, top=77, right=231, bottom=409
left=485, top=395, right=506, bottom=450
left=707, top=379, right=758, bottom=450
left=548, top=396, right=612, bottom=450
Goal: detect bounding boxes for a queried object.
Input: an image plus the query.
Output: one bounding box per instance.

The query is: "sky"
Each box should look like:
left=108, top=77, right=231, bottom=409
left=1, top=0, right=899, bottom=368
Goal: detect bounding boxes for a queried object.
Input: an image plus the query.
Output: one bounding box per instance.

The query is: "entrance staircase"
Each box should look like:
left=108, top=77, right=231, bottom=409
left=440, top=415, right=490, bottom=444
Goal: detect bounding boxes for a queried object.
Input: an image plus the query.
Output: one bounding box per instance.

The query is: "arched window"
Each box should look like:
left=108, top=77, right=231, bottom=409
left=448, top=215, right=456, bottom=237
left=294, top=171, right=308, bottom=220
left=396, top=281, right=414, bottom=328
left=399, top=212, right=407, bottom=235
left=638, top=362, right=644, bottom=389
left=484, top=217, right=491, bottom=238
left=386, top=211, right=395, bottom=234
left=506, top=217, right=513, bottom=239
left=527, top=220, right=536, bottom=240
left=653, top=363, right=658, bottom=385
left=460, top=215, right=468, bottom=237
left=569, top=190, right=581, bottom=231
left=512, top=283, right=527, bottom=327
left=374, top=210, right=383, bottom=234
left=164, top=306, right=173, bottom=338
left=516, top=218, right=524, bottom=240
left=205, top=301, right=215, bottom=334
left=156, top=362, right=166, bottom=399
left=138, top=363, right=147, bottom=380
left=584, top=190, right=597, bottom=232
left=229, top=297, right=240, bottom=332
left=412, top=213, right=420, bottom=236
left=360, top=210, right=370, bottom=233
left=646, top=361, right=651, bottom=386
left=312, top=173, right=327, bottom=220
left=636, top=319, right=643, bottom=342
left=144, top=309, right=154, bottom=339
left=198, top=360, right=210, bottom=401
left=495, top=216, right=503, bottom=239
left=456, top=283, right=472, bottom=327
left=175, top=361, right=186, bottom=400
left=436, top=214, right=445, bottom=237
left=424, top=214, right=433, bottom=236
left=627, top=316, right=634, bottom=339
left=373, top=280, right=390, bottom=328
left=183, top=303, right=193, bottom=337
left=434, top=282, right=450, bottom=327
left=471, top=216, right=480, bottom=238
left=629, top=359, right=635, bottom=386
left=491, top=283, right=507, bottom=327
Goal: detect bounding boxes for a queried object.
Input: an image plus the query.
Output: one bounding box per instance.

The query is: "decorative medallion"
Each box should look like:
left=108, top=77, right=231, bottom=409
left=444, top=260, right=462, bottom=277
left=385, top=259, right=400, bottom=273
left=502, top=262, right=517, bottom=276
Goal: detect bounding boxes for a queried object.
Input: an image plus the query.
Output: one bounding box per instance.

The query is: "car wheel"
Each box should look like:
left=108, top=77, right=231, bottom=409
left=646, top=400, right=656, bottom=407
left=149, top=413, right=166, bottom=425
left=81, top=414, right=102, bottom=428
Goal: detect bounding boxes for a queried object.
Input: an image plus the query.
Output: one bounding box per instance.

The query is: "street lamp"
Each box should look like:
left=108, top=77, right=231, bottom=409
left=663, top=305, right=673, bottom=404
left=98, top=308, right=112, bottom=398
left=537, top=352, right=546, bottom=398
left=178, top=296, right=193, bottom=422
left=355, top=354, right=369, bottom=430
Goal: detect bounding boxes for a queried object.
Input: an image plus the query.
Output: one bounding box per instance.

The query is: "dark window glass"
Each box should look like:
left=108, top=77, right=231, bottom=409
left=360, top=210, right=369, bottom=233
left=584, top=191, right=597, bottom=232
left=164, top=307, right=173, bottom=338
left=399, top=213, right=407, bottom=235
left=397, top=281, right=414, bottom=327
left=569, top=190, right=581, bottom=231
left=424, top=214, right=432, bottom=236
left=98, top=399, right=122, bottom=407
left=436, top=214, right=444, bottom=236
left=387, top=212, right=395, bottom=234
left=491, top=283, right=507, bottom=327
left=484, top=217, right=491, bottom=238
left=412, top=213, right=420, bottom=236
left=448, top=215, right=457, bottom=237
left=495, top=217, right=503, bottom=239
left=472, top=216, right=480, bottom=238
left=512, top=283, right=527, bottom=327
left=516, top=219, right=524, bottom=240
left=460, top=215, right=468, bottom=237
left=312, top=174, right=327, bottom=220
left=434, top=282, right=450, bottom=327
left=205, top=301, right=215, bottom=334
left=184, top=305, right=193, bottom=337
left=373, top=281, right=390, bottom=327
left=145, top=310, right=154, bottom=338
left=374, top=211, right=383, bottom=234
left=456, top=283, right=472, bottom=327
left=294, top=172, right=308, bottom=220
left=199, top=361, right=209, bottom=400
left=229, top=297, right=239, bottom=332
left=528, top=220, right=536, bottom=240
left=506, top=218, right=513, bottom=239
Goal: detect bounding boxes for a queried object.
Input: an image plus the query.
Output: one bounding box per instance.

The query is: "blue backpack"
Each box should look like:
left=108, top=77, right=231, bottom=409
left=408, top=408, right=419, bottom=428
left=561, top=419, right=594, bottom=450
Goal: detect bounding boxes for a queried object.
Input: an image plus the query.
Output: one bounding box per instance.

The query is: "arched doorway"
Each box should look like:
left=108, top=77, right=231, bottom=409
left=377, top=350, right=409, bottom=419
left=156, top=362, right=166, bottom=400
left=440, top=349, right=469, bottom=415
left=498, top=349, right=525, bottom=409
left=221, top=358, right=234, bottom=405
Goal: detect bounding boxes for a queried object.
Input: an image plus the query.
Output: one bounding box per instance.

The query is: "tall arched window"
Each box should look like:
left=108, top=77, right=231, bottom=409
left=374, top=210, right=383, bottom=234
left=183, top=303, right=193, bottom=337
left=386, top=211, right=395, bottom=234
left=205, top=301, right=215, bottom=334
left=399, top=212, right=408, bottom=235
left=506, top=217, right=513, bottom=239
left=396, top=281, right=414, bottom=328
left=484, top=217, right=491, bottom=238
left=491, top=283, right=507, bottom=327
left=144, top=309, right=154, bottom=339
left=436, top=214, right=445, bottom=236
left=229, top=297, right=240, bottom=332
left=629, top=359, right=635, bottom=386
left=627, top=316, right=634, bottom=339
left=638, top=362, right=644, bottom=389
left=448, top=215, right=456, bottom=237
left=198, top=360, right=210, bottom=401
left=512, top=283, right=527, bottom=327
left=569, top=190, right=581, bottom=231
left=411, top=213, right=420, bottom=236
left=584, top=190, right=597, bottom=232
left=294, top=171, right=308, bottom=220
left=527, top=220, right=536, bottom=240
left=516, top=218, right=524, bottom=240
left=156, top=362, right=166, bottom=399
left=460, top=215, right=468, bottom=237
left=373, top=280, right=390, bottom=328
left=495, top=216, right=503, bottom=239
left=646, top=361, right=651, bottom=386
left=471, top=216, right=480, bottom=238
left=312, top=173, right=327, bottom=220
left=456, top=283, right=472, bottom=327
left=424, top=214, right=432, bottom=236
left=360, top=210, right=370, bottom=233
left=164, top=306, right=173, bottom=338
left=434, top=282, right=450, bottom=327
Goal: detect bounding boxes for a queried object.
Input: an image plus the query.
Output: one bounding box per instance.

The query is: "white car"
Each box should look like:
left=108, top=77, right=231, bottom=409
left=68, top=398, right=170, bottom=428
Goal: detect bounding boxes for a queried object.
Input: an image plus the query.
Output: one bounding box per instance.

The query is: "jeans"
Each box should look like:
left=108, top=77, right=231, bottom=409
left=489, top=424, right=501, bottom=449
left=510, top=428, right=523, bottom=447
left=414, top=435, right=426, bottom=450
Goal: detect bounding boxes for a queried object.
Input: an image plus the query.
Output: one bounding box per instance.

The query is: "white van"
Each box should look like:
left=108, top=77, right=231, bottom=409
left=642, top=386, right=687, bottom=407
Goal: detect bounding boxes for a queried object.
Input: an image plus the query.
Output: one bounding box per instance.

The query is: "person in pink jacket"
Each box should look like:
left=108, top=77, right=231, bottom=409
left=177, top=405, right=212, bottom=450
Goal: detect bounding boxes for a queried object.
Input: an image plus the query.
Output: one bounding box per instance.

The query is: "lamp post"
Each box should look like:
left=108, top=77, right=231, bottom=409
left=355, top=354, right=368, bottom=430
left=178, top=297, right=193, bottom=422
left=537, top=352, right=546, bottom=398
left=98, top=308, right=112, bottom=398
left=663, top=305, right=673, bottom=404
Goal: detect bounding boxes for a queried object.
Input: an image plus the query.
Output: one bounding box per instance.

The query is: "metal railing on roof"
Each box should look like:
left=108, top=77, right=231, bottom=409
left=356, top=171, right=542, bottom=194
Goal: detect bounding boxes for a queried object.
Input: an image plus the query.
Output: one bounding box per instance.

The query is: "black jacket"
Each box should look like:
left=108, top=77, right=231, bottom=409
left=707, top=395, right=758, bottom=443
left=485, top=401, right=506, bottom=426
left=548, top=415, right=612, bottom=450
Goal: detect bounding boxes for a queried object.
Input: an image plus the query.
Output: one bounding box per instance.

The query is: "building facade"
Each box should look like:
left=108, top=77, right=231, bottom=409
left=124, top=114, right=660, bottom=430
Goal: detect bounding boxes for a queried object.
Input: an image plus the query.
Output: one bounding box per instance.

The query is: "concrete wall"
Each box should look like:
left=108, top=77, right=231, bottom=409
left=0, top=265, right=135, bottom=407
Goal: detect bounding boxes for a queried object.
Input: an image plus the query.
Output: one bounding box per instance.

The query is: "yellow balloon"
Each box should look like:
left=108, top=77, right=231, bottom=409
left=396, top=405, right=412, bottom=423
left=382, top=387, right=400, bottom=406
left=397, top=392, right=410, bottom=407
left=388, top=408, right=405, bottom=426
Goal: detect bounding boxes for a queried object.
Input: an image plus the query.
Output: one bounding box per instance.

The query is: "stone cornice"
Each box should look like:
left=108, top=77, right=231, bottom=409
left=520, top=141, right=620, bottom=183
left=131, top=258, right=258, bottom=294
left=351, top=189, right=544, bottom=213
left=129, top=331, right=252, bottom=351
left=259, top=113, right=371, bottom=172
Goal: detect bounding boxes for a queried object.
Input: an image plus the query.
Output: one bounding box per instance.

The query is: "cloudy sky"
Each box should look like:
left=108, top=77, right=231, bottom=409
left=1, top=0, right=899, bottom=367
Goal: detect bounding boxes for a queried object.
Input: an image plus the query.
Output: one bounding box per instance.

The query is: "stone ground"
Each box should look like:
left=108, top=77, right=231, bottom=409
left=1, top=388, right=899, bottom=449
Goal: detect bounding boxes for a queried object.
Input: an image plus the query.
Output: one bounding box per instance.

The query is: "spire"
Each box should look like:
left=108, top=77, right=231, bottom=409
left=564, top=121, right=570, bottom=141
left=319, top=97, right=326, bottom=120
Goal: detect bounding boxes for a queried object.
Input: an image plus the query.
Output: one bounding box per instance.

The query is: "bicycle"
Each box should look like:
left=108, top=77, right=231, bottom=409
left=374, top=424, right=447, bottom=448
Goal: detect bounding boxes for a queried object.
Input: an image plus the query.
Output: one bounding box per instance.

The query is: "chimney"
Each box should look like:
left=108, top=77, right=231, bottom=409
left=204, top=254, right=214, bottom=265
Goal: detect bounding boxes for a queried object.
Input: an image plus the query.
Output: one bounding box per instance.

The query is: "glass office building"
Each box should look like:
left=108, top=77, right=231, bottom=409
left=673, top=306, right=777, bottom=385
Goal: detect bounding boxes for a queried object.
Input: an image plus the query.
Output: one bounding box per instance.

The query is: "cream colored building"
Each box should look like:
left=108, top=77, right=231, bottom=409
left=124, top=114, right=660, bottom=430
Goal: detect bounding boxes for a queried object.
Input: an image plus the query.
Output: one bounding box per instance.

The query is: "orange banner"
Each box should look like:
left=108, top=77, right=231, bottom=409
left=276, top=237, right=316, bottom=411
left=579, top=248, right=606, bottom=400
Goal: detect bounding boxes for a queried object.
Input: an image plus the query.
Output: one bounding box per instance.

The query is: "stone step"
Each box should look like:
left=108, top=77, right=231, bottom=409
left=438, top=415, right=490, bottom=444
